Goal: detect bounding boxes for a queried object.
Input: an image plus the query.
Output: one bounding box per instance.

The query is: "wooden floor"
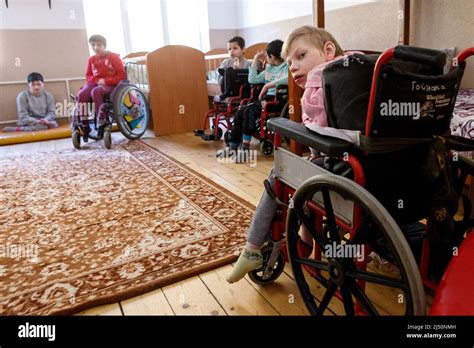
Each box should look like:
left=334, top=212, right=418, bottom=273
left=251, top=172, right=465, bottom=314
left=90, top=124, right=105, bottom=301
left=0, top=131, right=433, bottom=315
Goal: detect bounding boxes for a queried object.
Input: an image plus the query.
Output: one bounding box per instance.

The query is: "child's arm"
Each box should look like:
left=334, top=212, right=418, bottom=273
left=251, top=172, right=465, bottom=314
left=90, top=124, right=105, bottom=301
left=248, top=50, right=266, bottom=84
left=302, top=87, right=328, bottom=127
left=248, top=66, right=266, bottom=85
left=85, top=57, right=99, bottom=84
left=16, top=92, right=38, bottom=126
left=104, top=54, right=126, bottom=86
left=44, top=93, right=57, bottom=125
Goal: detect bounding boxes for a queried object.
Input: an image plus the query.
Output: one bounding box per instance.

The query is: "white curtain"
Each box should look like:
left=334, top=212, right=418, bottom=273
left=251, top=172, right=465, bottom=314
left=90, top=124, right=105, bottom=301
left=82, top=0, right=209, bottom=56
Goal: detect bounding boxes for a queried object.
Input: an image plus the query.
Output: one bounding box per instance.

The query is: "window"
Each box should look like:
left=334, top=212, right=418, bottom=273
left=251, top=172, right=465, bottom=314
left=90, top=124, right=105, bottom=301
left=82, top=0, right=125, bottom=56
left=82, top=0, right=209, bottom=56
left=165, top=0, right=210, bottom=51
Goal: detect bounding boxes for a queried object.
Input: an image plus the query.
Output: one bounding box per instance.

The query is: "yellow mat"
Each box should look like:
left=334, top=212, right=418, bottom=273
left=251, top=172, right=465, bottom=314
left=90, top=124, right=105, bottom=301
left=0, top=124, right=119, bottom=146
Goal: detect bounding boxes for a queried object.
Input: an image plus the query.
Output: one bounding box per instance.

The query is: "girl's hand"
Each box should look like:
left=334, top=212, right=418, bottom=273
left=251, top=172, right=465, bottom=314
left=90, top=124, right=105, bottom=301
left=254, top=50, right=266, bottom=62
left=98, top=78, right=105, bottom=86
left=258, top=83, right=270, bottom=100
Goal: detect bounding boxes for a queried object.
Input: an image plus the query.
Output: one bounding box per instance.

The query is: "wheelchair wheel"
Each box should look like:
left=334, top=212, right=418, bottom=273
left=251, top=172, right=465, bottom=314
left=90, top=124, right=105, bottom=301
left=72, top=130, right=81, bottom=149
left=104, top=127, right=112, bottom=149
left=211, top=125, right=223, bottom=140
left=260, top=139, right=274, bottom=157
left=286, top=174, right=425, bottom=316
left=248, top=244, right=285, bottom=285
left=279, top=101, right=291, bottom=146
left=113, top=84, right=150, bottom=140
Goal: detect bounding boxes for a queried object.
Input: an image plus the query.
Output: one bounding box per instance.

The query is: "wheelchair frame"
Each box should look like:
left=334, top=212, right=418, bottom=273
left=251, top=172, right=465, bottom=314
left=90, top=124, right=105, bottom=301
left=195, top=83, right=250, bottom=141
left=237, top=84, right=289, bottom=157
left=71, top=80, right=150, bottom=150
left=252, top=46, right=474, bottom=316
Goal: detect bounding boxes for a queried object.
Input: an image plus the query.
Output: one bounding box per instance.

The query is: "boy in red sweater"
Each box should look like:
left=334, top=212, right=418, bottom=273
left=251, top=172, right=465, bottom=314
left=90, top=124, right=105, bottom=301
left=77, top=35, right=126, bottom=130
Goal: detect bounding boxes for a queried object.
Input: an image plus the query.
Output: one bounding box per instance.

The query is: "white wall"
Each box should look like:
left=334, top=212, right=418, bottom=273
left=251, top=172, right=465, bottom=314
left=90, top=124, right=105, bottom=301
left=236, top=0, right=311, bottom=29
left=0, top=0, right=86, bottom=29
left=208, top=0, right=239, bottom=29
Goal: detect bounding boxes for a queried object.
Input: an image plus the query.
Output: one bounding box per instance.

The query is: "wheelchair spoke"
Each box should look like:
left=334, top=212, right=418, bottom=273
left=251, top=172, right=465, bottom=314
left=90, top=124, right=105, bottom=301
left=346, top=269, right=405, bottom=289
left=316, top=280, right=338, bottom=316
left=295, top=210, right=326, bottom=252
left=347, top=280, right=380, bottom=316
left=294, top=257, right=329, bottom=271
left=340, top=284, right=355, bottom=316
left=322, top=188, right=339, bottom=242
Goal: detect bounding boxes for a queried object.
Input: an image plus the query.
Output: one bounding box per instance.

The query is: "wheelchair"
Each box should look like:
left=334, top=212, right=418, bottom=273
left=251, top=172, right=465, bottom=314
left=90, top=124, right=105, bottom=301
left=247, top=45, right=474, bottom=316
left=230, top=84, right=289, bottom=157
left=194, top=81, right=251, bottom=141
left=70, top=80, right=150, bottom=149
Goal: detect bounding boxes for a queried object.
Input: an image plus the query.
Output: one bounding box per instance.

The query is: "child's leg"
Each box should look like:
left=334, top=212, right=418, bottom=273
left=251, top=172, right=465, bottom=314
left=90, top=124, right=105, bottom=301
left=4, top=124, right=48, bottom=132
left=227, top=168, right=278, bottom=283
left=76, top=83, right=96, bottom=129
left=241, top=103, right=259, bottom=150
left=91, top=85, right=114, bottom=117
left=77, top=83, right=95, bottom=104
left=226, top=107, right=245, bottom=148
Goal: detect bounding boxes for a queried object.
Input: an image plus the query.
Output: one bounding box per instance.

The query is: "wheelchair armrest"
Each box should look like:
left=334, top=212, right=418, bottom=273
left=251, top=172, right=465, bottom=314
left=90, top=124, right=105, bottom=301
left=267, top=118, right=353, bottom=157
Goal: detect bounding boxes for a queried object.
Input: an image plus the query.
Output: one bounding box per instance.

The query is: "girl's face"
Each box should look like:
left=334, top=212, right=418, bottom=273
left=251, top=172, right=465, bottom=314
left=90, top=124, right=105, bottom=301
left=228, top=42, right=245, bottom=59
left=286, top=35, right=336, bottom=88
left=91, top=42, right=106, bottom=56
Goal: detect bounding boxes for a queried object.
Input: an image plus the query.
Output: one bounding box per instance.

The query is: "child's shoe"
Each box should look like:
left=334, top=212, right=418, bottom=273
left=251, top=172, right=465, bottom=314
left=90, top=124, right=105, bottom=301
left=216, top=143, right=238, bottom=158
left=227, top=248, right=263, bottom=283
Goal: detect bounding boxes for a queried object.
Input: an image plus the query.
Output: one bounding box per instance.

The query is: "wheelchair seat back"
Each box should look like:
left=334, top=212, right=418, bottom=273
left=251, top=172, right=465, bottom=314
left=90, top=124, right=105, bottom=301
left=322, top=46, right=466, bottom=223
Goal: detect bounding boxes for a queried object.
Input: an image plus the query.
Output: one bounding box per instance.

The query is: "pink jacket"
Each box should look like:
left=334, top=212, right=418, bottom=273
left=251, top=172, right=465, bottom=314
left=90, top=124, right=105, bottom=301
left=302, top=52, right=363, bottom=145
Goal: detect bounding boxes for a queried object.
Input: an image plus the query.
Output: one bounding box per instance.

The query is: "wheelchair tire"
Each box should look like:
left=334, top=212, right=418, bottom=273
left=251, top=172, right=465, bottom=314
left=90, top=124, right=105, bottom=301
left=72, top=130, right=81, bottom=149
left=104, top=128, right=112, bottom=149
left=279, top=101, right=291, bottom=146
left=113, top=84, right=150, bottom=140
left=260, top=139, right=274, bottom=157
left=248, top=245, right=285, bottom=286
left=286, top=174, right=426, bottom=316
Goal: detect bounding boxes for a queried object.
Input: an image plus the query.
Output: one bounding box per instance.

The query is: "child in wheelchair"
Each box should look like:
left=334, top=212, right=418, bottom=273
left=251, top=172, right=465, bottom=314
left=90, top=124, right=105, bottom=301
left=75, top=34, right=126, bottom=138
left=218, top=39, right=288, bottom=159
left=227, top=26, right=359, bottom=282
left=215, top=36, right=251, bottom=102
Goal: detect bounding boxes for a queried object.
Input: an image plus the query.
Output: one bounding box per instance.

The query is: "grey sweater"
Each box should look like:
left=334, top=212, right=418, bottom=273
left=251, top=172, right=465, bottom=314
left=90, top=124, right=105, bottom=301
left=16, top=90, right=56, bottom=126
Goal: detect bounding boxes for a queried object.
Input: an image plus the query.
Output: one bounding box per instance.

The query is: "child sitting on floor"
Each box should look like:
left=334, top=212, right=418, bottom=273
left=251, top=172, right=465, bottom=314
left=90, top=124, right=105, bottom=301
left=227, top=26, right=362, bottom=283
left=219, top=39, right=288, bottom=157
left=3, top=72, right=58, bottom=132
left=76, top=35, right=126, bottom=134
left=215, top=36, right=251, bottom=102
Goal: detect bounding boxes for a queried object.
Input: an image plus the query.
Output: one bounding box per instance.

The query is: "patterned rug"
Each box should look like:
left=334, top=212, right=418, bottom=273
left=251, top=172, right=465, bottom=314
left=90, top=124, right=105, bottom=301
left=0, top=140, right=253, bottom=315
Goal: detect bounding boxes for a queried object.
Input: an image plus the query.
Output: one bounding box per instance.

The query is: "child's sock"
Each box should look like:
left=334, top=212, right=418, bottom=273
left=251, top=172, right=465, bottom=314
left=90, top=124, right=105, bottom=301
left=227, top=247, right=263, bottom=283
left=228, top=142, right=239, bottom=150
left=242, top=135, right=252, bottom=145
left=241, top=135, right=251, bottom=152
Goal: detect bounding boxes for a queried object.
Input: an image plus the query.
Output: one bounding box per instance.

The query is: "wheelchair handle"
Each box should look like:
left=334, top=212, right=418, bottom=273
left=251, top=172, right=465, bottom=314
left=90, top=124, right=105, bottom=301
left=393, top=45, right=447, bottom=70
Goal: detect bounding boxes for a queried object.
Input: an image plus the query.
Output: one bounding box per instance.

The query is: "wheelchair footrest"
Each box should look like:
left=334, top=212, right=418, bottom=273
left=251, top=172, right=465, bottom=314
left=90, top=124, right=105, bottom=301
left=198, top=133, right=217, bottom=141
left=194, top=129, right=205, bottom=136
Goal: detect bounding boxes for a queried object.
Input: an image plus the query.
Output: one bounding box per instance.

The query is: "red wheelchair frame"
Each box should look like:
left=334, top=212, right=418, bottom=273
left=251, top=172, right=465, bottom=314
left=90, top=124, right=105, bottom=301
left=256, top=46, right=474, bottom=316
left=237, top=84, right=289, bottom=157
left=195, top=84, right=250, bottom=141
